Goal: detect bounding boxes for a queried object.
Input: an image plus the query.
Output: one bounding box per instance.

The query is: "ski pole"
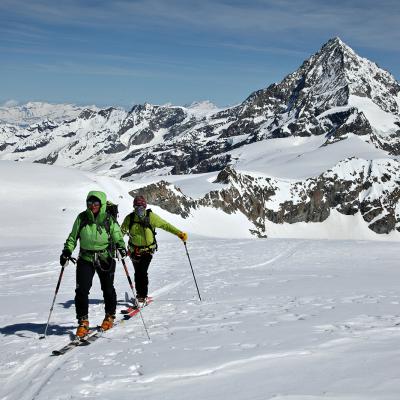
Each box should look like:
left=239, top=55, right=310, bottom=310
left=120, top=256, right=151, bottom=340
left=183, top=242, right=202, bottom=301
left=40, top=257, right=76, bottom=339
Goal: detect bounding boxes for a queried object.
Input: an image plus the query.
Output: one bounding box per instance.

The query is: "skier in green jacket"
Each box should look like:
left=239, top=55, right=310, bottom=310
left=60, top=190, right=127, bottom=337
left=121, top=195, right=187, bottom=305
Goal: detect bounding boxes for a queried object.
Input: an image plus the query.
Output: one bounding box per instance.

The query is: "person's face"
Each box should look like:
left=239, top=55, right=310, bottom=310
left=87, top=199, right=101, bottom=214
left=135, top=205, right=146, bottom=218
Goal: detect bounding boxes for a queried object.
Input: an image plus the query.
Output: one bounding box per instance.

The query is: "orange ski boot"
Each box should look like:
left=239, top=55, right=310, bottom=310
left=100, top=314, right=115, bottom=331
left=76, top=319, right=89, bottom=338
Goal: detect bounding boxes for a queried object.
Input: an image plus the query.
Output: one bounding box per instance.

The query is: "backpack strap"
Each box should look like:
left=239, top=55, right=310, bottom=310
left=128, top=211, right=135, bottom=233
left=103, top=213, right=113, bottom=234
left=103, top=214, right=117, bottom=257
left=77, top=211, right=89, bottom=239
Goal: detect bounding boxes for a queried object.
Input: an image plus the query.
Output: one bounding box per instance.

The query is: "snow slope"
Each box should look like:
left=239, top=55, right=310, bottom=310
left=0, top=161, right=254, bottom=247
left=229, top=134, right=390, bottom=179
left=2, top=160, right=398, bottom=243
left=2, top=238, right=400, bottom=400
left=1, top=161, right=400, bottom=399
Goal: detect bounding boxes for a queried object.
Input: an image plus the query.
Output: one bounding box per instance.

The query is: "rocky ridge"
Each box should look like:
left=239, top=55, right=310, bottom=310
left=130, top=158, right=400, bottom=236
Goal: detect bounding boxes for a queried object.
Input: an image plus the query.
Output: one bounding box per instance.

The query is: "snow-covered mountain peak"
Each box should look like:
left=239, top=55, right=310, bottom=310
left=306, top=37, right=400, bottom=114
left=230, top=37, right=400, bottom=151
left=187, top=100, right=219, bottom=111
left=240, top=38, right=359, bottom=119
left=320, top=36, right=355, bottom=56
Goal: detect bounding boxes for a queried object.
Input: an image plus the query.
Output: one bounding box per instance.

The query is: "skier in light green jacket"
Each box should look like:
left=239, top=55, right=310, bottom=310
left=121, top=195, right=187, bottom=305
left=60, top=190, right=127, bottom=337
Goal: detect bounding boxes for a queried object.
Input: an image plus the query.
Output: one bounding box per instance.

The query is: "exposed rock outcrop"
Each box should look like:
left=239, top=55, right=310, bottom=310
left=129, top=159, right=400, bottom=237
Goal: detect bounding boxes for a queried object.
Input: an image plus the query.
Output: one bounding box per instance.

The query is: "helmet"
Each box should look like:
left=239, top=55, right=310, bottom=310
left=133, top=195, right=147, bottom=208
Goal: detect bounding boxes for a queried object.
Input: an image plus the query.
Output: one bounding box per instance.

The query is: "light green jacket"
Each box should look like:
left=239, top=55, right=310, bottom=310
left=121, top=210, right=180, bottom=252
left=64, top=191, right=125, bottom=262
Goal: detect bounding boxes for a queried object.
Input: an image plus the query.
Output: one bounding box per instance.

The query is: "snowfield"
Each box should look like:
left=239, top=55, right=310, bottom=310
left=1, top=160, right=400, bottom=400
left=2, top=239, right=400, bottom=400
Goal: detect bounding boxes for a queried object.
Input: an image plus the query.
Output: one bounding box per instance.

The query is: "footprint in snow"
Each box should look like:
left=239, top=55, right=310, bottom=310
left=278, top=313, right=308, bottom=321
left=129, top=363, right=143, bottom=376
left=200, top=345, right=221, bottom=351
left=240, top=343, right=258, bottom=349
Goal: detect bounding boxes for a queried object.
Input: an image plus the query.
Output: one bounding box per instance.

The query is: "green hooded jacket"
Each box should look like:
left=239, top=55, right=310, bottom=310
left=121, top=210, right=181, bottom=252
left=64, top=191, right=125, bottom=262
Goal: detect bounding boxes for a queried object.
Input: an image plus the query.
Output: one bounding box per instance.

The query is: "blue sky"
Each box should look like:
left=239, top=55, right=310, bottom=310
left=1, top=0, right=399, bottom=108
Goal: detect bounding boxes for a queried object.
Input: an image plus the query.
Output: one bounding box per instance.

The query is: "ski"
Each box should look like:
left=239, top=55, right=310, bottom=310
left=123, top=298, right=153, bottom=320
left=120, top=296, right=153, bottom=315
left=51, top=330, right=98, bottom=356
left=51, top=298, right=153, bottom=356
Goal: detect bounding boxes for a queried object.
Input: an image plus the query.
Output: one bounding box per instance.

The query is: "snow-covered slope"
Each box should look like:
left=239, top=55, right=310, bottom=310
left=2, top=226, right=400, bottom=399
left=0, top=161, right=254, bottom=247
left=2, top=156, right=400, bottom=400
left=1, top=160, right=398, bottom=243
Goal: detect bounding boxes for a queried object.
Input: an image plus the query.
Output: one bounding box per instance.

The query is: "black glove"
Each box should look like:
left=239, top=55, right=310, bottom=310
left=60, top=249, right=72, bottom=266
left=118, top=248, right=128, bottom=259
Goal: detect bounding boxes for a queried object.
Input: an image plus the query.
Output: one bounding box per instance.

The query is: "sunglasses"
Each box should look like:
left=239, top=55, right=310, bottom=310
left=87, top=200, right=101, bottom=207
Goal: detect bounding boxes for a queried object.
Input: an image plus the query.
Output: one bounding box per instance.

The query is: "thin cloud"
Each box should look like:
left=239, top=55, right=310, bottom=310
left=0, top=42, right=278, bottom=76
left=212, top=42, right=309, bottom=57
left=0, top=45, right=222, bottom=72
left=31, top=61, right=172, bottom=78
left=2, top=0, right=400, bottom=51
left=31, top=59, right=271, bottom=79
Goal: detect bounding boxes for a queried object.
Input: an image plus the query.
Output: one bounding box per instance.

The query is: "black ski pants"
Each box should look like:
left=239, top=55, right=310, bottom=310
left=75, top=257, right=117, bottom=320
left=130, top=252, right=153, bottom=298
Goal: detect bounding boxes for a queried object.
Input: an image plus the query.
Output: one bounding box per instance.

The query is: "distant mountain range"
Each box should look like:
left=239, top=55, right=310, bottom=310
left=2, top=37, right=400, bottom=237
left=0, top=101, right=95, bottom=127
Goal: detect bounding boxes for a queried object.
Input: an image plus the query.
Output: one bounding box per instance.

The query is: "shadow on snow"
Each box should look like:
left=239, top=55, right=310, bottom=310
left=0, top=323, right=74, bottom=337
left=57, top=298, right=130, bottom=309
left=0, top=298, right=131, bottom=337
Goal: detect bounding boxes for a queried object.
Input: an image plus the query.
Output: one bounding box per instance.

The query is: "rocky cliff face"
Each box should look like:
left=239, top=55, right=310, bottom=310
left=130, top=158, right=400, bottom=237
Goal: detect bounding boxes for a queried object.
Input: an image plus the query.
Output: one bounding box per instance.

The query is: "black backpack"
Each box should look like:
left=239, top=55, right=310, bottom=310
left=105, top=201, right=118, bottom=220
left=128, top=209, right=158, bottom=250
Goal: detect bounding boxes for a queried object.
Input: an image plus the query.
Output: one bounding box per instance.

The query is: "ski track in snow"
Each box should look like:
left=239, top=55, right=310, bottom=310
left=134, top=349, right=313, bottom=384
left=2, top=238, right=400, bottom=399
